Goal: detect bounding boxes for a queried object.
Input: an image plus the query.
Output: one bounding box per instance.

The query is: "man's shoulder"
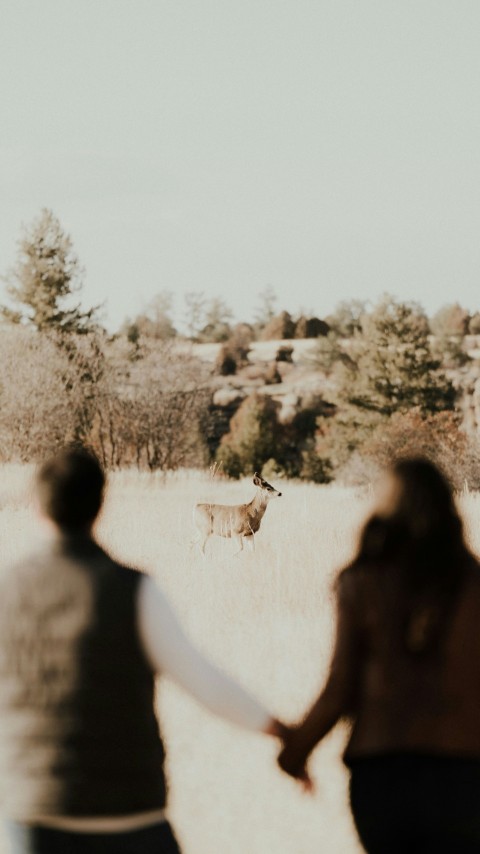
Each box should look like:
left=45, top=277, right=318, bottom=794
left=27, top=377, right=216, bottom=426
left=1, top=542, right=54, bottom=575
left=90, top=544, right=149, bottom=593
left=2, top=539, right=146, bottom=578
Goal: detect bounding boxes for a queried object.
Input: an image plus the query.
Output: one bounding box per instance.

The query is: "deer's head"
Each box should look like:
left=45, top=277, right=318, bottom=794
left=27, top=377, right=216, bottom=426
left=253, top=473, right=282, bottom=498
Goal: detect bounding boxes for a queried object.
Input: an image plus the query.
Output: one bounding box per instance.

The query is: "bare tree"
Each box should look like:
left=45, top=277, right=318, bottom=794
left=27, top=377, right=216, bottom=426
left=84, top=342, right=209, bottom=471
left=0, top=328, right=78, bottom=461
left=123, top=343, right=209, bottom=470
left=183, top=291, right=207, bottom=341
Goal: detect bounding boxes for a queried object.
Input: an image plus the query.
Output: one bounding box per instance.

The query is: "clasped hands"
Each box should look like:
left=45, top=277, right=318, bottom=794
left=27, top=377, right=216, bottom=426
left=267, top=718, right=314, bottom=793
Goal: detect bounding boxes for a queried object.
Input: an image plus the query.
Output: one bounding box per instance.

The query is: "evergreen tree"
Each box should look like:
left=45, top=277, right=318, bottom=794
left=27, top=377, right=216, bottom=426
left=2, top=209, right=99, bottom=336
left=317, top=296, right=456, bottom=473
left=337, top=296, right=454, bottom=416
left=216, top=394, right=279, bottom=477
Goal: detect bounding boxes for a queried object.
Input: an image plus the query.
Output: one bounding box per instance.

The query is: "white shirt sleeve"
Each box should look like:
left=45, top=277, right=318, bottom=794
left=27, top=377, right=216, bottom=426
left=137, top=575, right=272, bottom=733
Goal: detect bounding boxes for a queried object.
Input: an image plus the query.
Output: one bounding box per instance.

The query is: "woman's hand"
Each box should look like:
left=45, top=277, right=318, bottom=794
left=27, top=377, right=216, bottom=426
left=277, top=731, right=315, bottom=793
left=279, top=752, right=314, bottom=793
left=295, top=766, right=315, bottom=794
left=264, top=719, right=315, bottom=793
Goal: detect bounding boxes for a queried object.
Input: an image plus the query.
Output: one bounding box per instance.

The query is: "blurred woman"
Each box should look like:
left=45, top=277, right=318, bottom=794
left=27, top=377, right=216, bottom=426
left=0, top=448, right=287, bottom=854
left=279, top=458, right=480, bottom=852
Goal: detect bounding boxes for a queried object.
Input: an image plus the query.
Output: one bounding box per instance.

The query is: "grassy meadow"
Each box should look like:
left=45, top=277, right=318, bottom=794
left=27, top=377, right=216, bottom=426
left=2, top=466, right=480, bottom=853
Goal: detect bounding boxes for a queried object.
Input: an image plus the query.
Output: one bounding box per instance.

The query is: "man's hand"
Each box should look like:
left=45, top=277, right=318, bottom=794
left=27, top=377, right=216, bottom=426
left=263, top=717, right=292, bottom=740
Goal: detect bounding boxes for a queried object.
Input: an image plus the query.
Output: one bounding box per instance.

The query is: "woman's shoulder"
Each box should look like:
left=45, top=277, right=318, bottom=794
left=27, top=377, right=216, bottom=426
left=336, top=562, right=370, bottom=605
left=463, top=554, right=480, bottom=586
left=335, top=558, right=387, bottom=618
left=337, top=558, right=376, bottom=587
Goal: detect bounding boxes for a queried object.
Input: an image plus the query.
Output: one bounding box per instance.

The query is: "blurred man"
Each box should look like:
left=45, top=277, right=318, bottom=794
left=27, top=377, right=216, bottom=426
left=0, top=448, right=284, bottom=854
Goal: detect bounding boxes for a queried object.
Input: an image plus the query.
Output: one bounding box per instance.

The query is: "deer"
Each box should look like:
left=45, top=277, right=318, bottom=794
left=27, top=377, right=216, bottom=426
left=193, top=473, right=282, bottom=555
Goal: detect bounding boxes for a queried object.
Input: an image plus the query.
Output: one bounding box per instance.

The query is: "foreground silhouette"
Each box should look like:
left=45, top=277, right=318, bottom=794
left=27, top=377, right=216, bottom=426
left=0, top=448, right=287, bottom=854
left=279, top=458, right=480, bottom=853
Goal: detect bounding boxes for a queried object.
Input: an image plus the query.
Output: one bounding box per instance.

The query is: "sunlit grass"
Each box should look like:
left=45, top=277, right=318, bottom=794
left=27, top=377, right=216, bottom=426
left=2, top=467, right=480, bottom=852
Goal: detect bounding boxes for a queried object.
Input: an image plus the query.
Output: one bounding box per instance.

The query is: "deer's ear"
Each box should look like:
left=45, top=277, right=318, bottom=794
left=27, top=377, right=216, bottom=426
left=253, top=473, right=261, bottom=485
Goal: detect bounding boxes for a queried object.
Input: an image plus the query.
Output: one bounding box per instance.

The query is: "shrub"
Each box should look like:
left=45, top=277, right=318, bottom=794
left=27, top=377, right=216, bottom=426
left=0, top=327, right=80, bottom=461
left=260, top=311, right=296, bottom=341
left=430, top=335, right=469, bottom=368
left=300, top=441, right=333, bottom=483
left=215, top=347, right=237, bottom=376
left=469, top=313, right=480, bottom=335
left=343, top=409, right=480, bottom=489
left=325, top=300, right=367, bottom=337
left=97, top=343, right=210, bottom=471
left=261, top=458, right=286, bottom=481
left=214, top=324, right=252, bottom=376
left=264, top=363, right=282, bottom=384
left=275, top=345, right=294, bottom=363
left=315, top=296, right=456, bottom=477
left=294, top=316, right=329, bottom=339
left=215, top=394, right=279, bottom=477
left=430, top=303, right=470, bottom=337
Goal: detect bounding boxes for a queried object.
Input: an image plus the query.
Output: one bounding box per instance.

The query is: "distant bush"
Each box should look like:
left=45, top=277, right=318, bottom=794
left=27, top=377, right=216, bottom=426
left=215, top=386, right=334, bottom=481
left=260, top=457, right=285, bottom=481
left=275, top=345, right=294, bottom=363
left=339, top=409, right=480, bottom=489
left=0, top=327, right=209, bottom=472
left=430, top=334, right=470, bottom=369
left=260, top=311, right=296, bottom=341
left=215, top=346, right=237, bottom=376
left=300, top=440, right=333, bottom=483
left=122, top=292, right=177, bottom=343
left=215, top=394, right=280, bottom=478
left=430, top=303, right=470, bottom=337
left=325, top=299, right=367, bottom=337
left=429, top=303, right=470, bottom=368
left=294, top=316, right=329, bottom=339
left=0, top=328, right=82, bottom=461
left=315, top=296, right=456, bottom=477
left=264, top=362, right=282, bottom=384
left=94, top=343, right=209, bottom=471
left=469, top=313, right=480, bottom=335
left=214, top=324, right=253, bottom=375
left=311, top=331, right=348, bottom=374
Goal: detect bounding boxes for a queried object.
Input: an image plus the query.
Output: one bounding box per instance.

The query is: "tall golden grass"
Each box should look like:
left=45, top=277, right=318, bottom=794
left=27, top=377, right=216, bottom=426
left=1, top=466, right=480, bottom=853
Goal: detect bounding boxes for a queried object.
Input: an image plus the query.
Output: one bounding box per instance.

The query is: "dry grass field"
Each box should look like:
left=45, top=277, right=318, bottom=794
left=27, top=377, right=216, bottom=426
left=1, top=465, right=480, bottom=853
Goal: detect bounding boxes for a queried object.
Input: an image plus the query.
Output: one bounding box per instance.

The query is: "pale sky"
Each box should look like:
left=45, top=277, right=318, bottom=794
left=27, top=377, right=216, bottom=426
left=1, top=1, right=480, bottom=331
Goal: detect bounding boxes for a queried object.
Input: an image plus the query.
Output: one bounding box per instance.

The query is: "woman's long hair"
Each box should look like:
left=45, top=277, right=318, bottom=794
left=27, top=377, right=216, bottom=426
left=354, top=458, right=471, bottom=653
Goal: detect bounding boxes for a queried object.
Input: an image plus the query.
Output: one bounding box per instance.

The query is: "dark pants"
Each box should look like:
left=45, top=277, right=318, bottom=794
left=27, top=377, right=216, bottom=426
left=349, top=754, right=480, bottom=853
left=5, top=820, right=181, bottom=854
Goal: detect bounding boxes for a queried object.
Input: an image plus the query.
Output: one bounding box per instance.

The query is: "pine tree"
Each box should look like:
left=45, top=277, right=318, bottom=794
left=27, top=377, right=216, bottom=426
left=337, top=296, right=454, bottom=416
left=2, top=209, right=99, bottom=336
left=317, top=296, right=456, bottom=474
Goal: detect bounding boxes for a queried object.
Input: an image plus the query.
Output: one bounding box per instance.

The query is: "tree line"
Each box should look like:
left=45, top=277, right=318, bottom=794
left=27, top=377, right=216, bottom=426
left=1, top=208, right=480, bottom=486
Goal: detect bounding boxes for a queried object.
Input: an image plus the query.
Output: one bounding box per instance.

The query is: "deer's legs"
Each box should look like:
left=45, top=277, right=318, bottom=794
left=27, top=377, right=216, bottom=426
left=189, top=533, right=200, bottom=552
left=197, top=533, right=210, bottom=556
left=233, top=536, right=244, bottom=556
left=242, top=533, right=255, bottom=553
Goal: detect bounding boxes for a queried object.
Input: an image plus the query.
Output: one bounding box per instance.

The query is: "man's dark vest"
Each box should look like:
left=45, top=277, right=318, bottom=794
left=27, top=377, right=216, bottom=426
left=0, top=535, right=167, bottom=819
